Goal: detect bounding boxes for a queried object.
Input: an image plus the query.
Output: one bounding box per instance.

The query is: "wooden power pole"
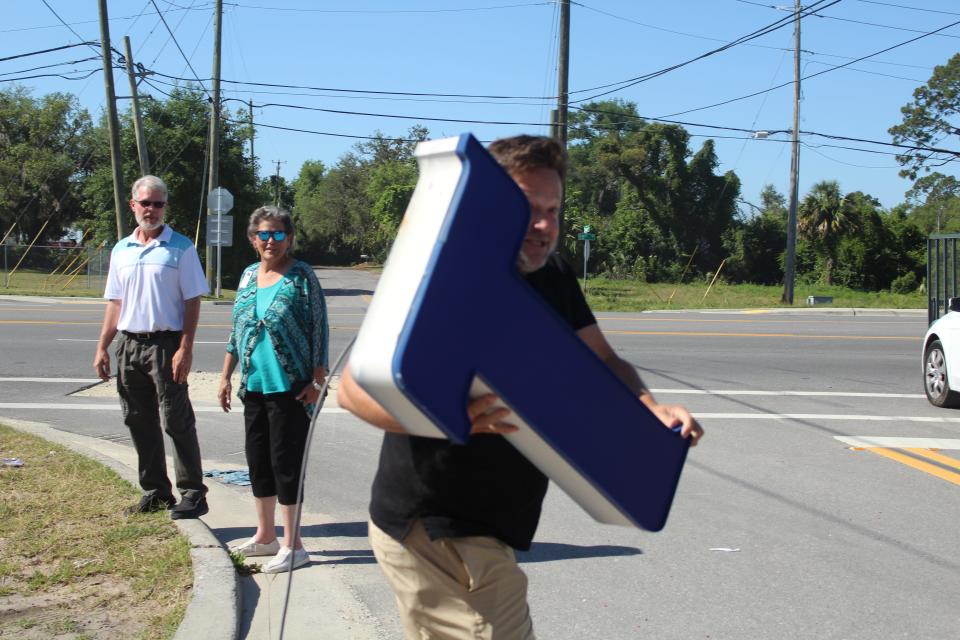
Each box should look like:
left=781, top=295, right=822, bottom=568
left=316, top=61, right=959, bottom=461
left=553, top=0, right=571, bottom=257
left=98, top=0, right=126, bottom=240
left=554, top=0, right=570, bottom=150
left=782, top=0, right=802, bottom=305
left=205, top=0, right=223, bottom=289
left=123, top=36, right=150, bottom=175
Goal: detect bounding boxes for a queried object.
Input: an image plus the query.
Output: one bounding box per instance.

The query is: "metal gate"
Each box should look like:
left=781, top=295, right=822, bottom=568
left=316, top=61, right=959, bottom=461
left=927, top=233, right=960, bottom=325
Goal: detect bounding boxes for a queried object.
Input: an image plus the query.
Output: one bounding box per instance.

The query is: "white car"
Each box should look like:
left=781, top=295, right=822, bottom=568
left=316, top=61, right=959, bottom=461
left=923, top=299, right=960, bottom=407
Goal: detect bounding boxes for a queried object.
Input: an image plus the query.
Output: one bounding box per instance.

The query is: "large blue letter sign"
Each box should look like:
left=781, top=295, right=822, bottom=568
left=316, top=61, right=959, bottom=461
left=349, top=134, right=689, bottom=531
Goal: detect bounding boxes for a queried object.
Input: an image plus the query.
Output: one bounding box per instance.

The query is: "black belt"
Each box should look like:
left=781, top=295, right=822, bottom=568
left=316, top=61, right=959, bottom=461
left=121, top=330, right=181, bottom=340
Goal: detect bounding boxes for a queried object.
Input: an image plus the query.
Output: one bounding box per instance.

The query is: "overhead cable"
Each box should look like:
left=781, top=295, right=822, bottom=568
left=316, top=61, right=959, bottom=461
left=568, top=0, right=842, bottom=102
left=147, top=0, right=211, bottom=98
left=658, top=16, right=960, bottom=118
left=0, top=42, right=100, bottom=64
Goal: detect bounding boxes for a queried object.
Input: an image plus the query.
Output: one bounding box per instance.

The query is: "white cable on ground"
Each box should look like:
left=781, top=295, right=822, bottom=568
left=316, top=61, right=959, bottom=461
left=278, top=335, right=357, bottom=640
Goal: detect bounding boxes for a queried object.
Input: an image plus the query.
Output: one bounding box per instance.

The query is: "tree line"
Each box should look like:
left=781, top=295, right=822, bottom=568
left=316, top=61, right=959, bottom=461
left=1, top=53, right=956, bottom=292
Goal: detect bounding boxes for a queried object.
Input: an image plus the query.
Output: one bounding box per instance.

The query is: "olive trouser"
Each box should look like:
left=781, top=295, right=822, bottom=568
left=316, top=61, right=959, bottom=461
left=116, top=331, right=205, bottom=499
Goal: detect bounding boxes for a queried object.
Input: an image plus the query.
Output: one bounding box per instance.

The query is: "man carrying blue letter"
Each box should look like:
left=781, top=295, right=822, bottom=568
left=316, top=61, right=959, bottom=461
left=339, top=135, right=703, bottom=639
left=93, top=175, right=210, bottom=519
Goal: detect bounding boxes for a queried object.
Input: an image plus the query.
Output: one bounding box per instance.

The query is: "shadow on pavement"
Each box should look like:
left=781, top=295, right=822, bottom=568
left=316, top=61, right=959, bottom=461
left=517, top=542, right=642, bottom=563
left=322, top=288, right=373, bottom=297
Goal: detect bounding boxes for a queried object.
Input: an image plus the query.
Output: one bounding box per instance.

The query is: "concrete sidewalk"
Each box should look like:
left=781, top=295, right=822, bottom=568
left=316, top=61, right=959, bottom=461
left=5, top=415, right=385, bottom=640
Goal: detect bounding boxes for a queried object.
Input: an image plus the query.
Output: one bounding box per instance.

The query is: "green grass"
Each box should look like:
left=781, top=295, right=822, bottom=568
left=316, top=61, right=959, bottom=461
left=582, top=278, right=926, bottom=311
left=0, top=268, right=106, bottom=297
left=0, top=424, right=192, bottom=639
left=0, top=268, right=235, bottom=300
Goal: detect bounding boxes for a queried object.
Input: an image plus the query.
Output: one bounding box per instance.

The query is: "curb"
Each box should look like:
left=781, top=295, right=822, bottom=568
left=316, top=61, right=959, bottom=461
left=1, top=418, right=240, bottom=640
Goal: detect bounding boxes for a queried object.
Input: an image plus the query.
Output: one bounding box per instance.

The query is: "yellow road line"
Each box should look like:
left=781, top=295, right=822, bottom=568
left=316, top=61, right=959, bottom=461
left=593, top=316, right=918, bottom=325
left=904, top=448, right=960, bottom=472
left=0, top=319, right=357, bottom=331
left=867, top=448, right=960, bottom=486
left=604, top=330, right=915, bottom=340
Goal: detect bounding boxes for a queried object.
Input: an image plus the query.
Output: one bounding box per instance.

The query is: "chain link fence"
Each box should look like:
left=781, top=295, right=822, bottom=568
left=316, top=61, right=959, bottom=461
left=1, top=243, right=111, bottom=294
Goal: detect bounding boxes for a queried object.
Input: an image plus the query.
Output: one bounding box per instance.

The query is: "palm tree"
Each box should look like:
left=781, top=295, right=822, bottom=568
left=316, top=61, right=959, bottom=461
left=798, top=180, right=859, bottom=285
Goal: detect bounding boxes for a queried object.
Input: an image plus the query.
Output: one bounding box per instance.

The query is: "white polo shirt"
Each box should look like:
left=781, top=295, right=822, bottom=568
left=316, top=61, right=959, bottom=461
left=104, top=225, right=209, bottom=332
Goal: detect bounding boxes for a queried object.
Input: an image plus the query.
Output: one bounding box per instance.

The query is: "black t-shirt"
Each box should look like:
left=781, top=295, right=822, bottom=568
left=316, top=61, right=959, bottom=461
left=369, top=254, right=596, bottom=550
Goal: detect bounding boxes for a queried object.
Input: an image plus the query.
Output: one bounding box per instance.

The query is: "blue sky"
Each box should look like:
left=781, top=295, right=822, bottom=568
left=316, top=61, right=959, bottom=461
left=3, top=1, right=958, bottom=211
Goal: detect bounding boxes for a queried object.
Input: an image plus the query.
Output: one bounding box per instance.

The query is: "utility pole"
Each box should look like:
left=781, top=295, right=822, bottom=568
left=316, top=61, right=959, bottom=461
left=248, top=99, right=255, bottom=175
left=273, top=160, right=285, bottom=206
left=781, top=0, right=802, bottom=305
left=98, top=0, right=126, bottom=240
left=553, top=0, right=571, bottom=257
left=123, top=36, right=150, bottom=175
left=205, top=0, right=223, bottom=289
left=554, top=0, right=570, bottom=149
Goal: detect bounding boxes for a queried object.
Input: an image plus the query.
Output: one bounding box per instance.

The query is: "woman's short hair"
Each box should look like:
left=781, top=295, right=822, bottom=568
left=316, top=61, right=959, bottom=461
left=247, top=205, right=295, bottom=238
left=130, top=175, right=168, bottom=199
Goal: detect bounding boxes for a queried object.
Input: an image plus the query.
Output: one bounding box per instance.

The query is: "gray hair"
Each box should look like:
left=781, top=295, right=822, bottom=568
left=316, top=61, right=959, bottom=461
left=248, top=205, right=295, bottom=239
left=130, top=175, right=168, bottom=199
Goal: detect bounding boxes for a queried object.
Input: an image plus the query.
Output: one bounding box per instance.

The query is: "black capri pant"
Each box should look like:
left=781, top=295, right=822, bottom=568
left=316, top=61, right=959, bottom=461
left=242, top=387, right=310, bottom=505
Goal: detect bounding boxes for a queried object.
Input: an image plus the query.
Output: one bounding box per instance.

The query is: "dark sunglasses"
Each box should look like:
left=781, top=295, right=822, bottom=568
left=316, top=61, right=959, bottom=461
left=256, top=230, right=288, bottom=242
left=135, top=200, right=166, bottom=208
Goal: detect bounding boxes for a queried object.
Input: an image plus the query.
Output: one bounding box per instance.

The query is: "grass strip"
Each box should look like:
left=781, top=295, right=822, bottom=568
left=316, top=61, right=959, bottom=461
left=582, top=280, right=925, bottom=311
left=0, top=424, right=191, bottom=639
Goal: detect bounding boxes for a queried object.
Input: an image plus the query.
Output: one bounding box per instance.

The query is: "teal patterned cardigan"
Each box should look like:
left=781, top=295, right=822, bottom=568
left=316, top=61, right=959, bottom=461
left=226, top=260, right=329, bottom=402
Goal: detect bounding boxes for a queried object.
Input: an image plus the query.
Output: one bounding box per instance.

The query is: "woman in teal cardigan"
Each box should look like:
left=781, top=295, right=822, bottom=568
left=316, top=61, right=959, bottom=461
left=218, top=205, right=328, bottom=573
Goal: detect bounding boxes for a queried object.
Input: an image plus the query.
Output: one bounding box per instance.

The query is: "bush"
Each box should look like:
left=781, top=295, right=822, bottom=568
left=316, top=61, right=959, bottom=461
left=890, top=271, right=918, bottom=294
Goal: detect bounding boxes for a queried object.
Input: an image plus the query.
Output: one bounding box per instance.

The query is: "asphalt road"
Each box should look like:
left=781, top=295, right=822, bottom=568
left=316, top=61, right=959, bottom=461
left=1, top=268, right=956, bottom=640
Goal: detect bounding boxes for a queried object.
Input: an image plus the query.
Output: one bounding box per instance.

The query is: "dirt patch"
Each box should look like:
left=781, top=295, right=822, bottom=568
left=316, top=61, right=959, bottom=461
left=0, top=576, right=173, bottom=639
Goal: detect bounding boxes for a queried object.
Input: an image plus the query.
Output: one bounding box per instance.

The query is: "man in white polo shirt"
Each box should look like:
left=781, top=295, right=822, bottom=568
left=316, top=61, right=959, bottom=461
left=93, top=175, right=211, bottom=519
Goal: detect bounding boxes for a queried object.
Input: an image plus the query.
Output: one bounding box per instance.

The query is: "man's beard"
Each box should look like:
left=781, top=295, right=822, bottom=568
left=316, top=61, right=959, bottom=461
left=137, top=217, right=163, bottom=232
left=517, top=234, right=557, bottom=274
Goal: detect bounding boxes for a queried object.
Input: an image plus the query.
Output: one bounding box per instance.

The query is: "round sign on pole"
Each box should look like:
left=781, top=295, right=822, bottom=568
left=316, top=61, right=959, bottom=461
left=207, top=187, right=234, bottom=214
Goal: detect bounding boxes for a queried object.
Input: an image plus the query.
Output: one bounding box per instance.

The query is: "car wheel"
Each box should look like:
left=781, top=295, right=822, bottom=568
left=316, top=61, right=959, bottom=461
left=924, top=340, right=960, bottom=408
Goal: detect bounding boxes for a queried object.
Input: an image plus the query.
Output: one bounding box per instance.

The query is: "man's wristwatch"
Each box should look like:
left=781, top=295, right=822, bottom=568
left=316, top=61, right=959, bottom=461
left=311, top=379, right=323, bottom=391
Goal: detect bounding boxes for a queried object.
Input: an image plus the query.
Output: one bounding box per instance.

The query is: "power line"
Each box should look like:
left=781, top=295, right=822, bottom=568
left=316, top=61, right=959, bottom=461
left=222, top=98, right=551, bottom=127
left=0, top=3, right=209, bottom=34
left=222, top=116, right=432, bottom=143
left=585, top=0, right=934, bottom=71
left=658, top=16, right=960, bottom=118
left=812, top=13, right=960, bottom=40
left=0, top=42, right=100, bottom=64
left=570, top=104, right=957, bottom=157
left=223, top=1, right=551, bottom=14
left=0, top=56, right=101, bottom=78
left=568, top=0, right=842, bottom=102
left=853, top=0, right=960, bottom=16
left=147, top=69, right=555, bottom=100
left=39, top=0, right=102, bottom=56
left=149, top=74, right=553, bottom=106
left=0, top=69, right=101, bottom=84
left=147, top=0, right=211, bottom=98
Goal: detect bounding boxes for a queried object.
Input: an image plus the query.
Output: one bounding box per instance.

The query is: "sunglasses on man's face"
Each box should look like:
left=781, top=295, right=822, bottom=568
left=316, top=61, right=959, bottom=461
left=256, top=230, right=287, bottom=242
left=135, top=200, right=166, bottom=208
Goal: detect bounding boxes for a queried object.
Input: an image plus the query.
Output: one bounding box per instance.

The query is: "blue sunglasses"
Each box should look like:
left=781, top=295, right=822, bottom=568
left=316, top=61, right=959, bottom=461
left=256, top=230, right=287, bottom=242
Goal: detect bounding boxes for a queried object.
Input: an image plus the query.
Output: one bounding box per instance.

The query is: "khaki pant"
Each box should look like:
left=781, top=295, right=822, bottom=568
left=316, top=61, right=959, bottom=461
left=369, top=519, right=535, bottom=640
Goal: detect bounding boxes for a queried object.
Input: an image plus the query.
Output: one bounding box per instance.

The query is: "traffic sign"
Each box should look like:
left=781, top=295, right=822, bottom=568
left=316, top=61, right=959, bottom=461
left=206, top=214, right=233, bottom=246
left=583, top=224, right=591, bottom=233
left=207, top=187, right=234, bottom=214
left=577, top=232, right=596, bottom=241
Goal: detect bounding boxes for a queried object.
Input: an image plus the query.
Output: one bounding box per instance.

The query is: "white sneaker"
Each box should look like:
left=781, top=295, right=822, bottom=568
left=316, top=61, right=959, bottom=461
left=230, top=537, right=280, bottom=557
left=263, top=546, right=310, bottom=573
